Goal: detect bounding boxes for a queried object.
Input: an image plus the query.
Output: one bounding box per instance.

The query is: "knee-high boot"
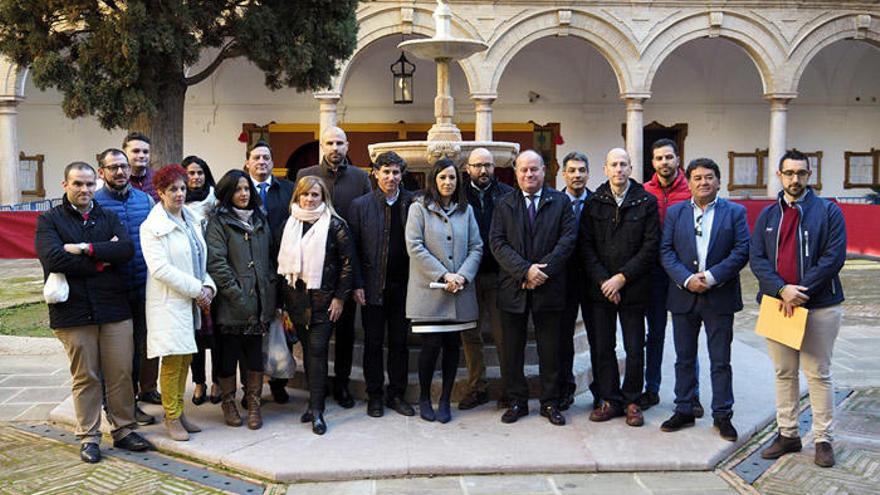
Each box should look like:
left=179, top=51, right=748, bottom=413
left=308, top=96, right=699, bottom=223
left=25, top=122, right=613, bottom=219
left=246, top=371, right=264, bottom=430
left=219, top=375, right=243, bottom=427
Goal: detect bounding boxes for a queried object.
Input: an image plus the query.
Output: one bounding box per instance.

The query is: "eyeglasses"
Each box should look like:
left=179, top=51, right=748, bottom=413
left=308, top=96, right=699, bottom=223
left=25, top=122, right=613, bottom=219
left=100, top=164, right=130, bottom=173
left=780, top=170, right=810, bottom=179
left=695, top=214, right=704, bottom=237
left=468, top=162, right=493, bottom=169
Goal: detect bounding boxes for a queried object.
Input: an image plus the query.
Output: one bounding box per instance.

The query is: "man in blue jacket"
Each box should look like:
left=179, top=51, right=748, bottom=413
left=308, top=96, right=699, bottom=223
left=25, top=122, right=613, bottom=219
left=94, top=148, right=158, bottom=426
left=658, top=158, right=749, bottom=442
left=750, top=150, right=846, bottom=468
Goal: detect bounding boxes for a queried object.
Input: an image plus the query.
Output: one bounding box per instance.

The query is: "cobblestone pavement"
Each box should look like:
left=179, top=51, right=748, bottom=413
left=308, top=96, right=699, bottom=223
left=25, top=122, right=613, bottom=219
left=0, top=258, right=877, bottom=494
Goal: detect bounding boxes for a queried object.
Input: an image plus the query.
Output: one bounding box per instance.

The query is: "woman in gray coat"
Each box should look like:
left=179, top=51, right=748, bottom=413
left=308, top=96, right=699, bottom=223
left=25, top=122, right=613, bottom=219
left=405, top=158, right=482, bottom=423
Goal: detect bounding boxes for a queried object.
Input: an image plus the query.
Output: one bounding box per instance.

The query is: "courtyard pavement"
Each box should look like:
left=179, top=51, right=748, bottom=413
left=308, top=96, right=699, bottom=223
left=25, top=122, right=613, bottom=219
left=1, top=258, right=878, bottom=494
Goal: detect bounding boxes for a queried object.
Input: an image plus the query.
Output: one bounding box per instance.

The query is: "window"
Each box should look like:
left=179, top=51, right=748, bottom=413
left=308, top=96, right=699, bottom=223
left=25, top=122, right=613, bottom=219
left=19, top=151, right=45, bottom=198
left=727, top=149, right=767, bottom=192
left=844, top=149, right=879, bottom=188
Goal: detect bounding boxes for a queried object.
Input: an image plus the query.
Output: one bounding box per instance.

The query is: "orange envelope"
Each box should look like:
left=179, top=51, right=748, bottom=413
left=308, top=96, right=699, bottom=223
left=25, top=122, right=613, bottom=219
left=755, top=295, right=809, bottom=350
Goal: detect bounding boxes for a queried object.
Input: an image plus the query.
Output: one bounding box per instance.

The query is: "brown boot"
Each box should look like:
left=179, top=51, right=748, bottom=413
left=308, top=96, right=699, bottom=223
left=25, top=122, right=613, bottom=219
left=245, top=371, right=264, bottom=430
left=219, top=376, right=243, bottom=427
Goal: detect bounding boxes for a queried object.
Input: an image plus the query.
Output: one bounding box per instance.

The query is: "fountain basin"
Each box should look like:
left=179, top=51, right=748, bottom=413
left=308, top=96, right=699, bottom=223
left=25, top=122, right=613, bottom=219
left=368, top=140, right=520, bottom=169
left=399, top=38, right=488, bottom=61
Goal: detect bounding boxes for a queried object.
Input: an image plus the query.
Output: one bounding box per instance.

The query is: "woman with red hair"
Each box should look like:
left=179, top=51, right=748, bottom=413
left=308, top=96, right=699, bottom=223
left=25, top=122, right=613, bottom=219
left=140, top=165, right=216, bottom=441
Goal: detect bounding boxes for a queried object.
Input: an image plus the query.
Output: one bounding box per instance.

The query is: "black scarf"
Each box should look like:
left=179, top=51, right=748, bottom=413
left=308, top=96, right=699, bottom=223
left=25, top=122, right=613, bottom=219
left=186, top=186, right=210, bottom=203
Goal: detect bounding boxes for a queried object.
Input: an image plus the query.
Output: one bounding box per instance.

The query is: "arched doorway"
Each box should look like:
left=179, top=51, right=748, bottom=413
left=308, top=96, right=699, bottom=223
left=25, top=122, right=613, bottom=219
left=285, top=140, right=319, bottom=180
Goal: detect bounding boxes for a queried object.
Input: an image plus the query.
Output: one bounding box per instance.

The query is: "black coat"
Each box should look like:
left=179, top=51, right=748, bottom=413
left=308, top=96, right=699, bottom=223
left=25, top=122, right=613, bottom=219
left=463, top=176, right=514, bottom=274
left=35, top=197, right=135, bottom=329
left=255, top=176, right=294, bottom=236
left=578, top=179, right=660, bottom=306
left=348, top=189, right=414, bottom=305
left=277, top=216, right=355, bottom=325
left=489, top=186, right=577, bottom=313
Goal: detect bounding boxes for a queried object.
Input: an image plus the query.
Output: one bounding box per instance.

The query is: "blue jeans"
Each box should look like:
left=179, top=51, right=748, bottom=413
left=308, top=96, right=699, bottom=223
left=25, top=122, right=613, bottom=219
left=671, top=296, right=734, bottom=419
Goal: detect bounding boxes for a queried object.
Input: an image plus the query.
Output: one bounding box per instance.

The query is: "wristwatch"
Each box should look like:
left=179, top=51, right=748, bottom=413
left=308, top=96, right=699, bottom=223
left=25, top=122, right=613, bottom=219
left=78, top=243, right=89, bottom=255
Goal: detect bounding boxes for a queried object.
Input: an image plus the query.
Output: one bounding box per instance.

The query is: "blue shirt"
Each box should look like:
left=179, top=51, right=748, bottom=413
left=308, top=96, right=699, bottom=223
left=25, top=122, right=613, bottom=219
left=684, top=198, right=718, bottom=288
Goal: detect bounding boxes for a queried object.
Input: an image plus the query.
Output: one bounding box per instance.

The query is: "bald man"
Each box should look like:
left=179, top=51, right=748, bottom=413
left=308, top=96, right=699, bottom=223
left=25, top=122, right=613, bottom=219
left=578, top=148, right=659, bottom=427
left=297, top=126, right=372, bottom=408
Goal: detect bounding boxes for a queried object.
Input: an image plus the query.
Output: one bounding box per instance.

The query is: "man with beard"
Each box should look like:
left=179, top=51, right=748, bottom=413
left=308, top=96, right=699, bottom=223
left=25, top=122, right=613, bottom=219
left=123, top=133, right=158, bottom=202
left=297, top=126, right=372, bottom=408
left=458, top=147, right=513, bottom=411
left=751, top=150, right=846, bottom=468
left=94, top=148, right=159, bottom=425
left=641, top=139, right=694, bottom=413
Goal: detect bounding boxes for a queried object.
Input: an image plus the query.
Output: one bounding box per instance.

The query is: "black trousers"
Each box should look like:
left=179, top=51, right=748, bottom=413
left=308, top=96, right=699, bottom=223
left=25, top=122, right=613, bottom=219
left=560, top=286, right=592, bottom=400
left=215, top=333, right=263, bottom=378
left=190, top=333, right=220, bottom=385
left=361, top=283, right=410, bottom=398
left=418, top=332, right=460, bottom=401
left=501, top=307, right=563, bottom=406
left=128, top=287, right=158, bottom=394
left=590, top=303, right=646, bottom=408
left=302, top=322, right=334, bottom=412
left=333, top=299, right=357, bottom=387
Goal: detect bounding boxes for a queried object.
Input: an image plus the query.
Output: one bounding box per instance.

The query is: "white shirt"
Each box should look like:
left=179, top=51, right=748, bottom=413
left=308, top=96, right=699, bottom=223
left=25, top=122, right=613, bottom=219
left=521, top=189, right=542, bottom=209
left=684, top=198, right=718, bottom=289
left=384, top=189, right=400, bottom=206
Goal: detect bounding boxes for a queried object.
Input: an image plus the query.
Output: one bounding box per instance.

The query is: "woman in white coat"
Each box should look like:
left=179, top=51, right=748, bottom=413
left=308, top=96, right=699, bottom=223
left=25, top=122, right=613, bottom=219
left=405, top=158, right=482, bottom=424
left=141, top=165, right=216, bottom=441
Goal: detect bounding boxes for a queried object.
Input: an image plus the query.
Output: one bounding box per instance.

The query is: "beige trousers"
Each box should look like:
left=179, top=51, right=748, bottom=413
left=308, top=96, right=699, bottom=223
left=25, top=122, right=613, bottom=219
left=54, top=319, right=136, bottom=444
left=460, top=272, right=506, bottom=395
left=766, top=304, right=842, bottom=444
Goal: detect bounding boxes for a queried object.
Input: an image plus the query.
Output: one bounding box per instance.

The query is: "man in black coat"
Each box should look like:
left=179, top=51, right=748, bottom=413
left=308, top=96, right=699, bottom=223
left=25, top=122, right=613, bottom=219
left=349, top=151, right=415, bottom=418
left=245, top=140, right=295, bottom=403
left=579, top=148, right=660, bottom=427
left=297, top=126, right=372, bottom=407
left=458, top=147, right=514, bottom=411
left=490, top=150, right=577, bottom=426
left=35, top=162, right=153, bottom=463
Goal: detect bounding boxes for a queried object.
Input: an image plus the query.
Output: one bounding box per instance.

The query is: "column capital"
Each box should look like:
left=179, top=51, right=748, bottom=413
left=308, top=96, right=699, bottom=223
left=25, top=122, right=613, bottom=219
left=313, top=91, right=341, bottom=102
left=469, top=92, right=497, bottom=102
left=620, top=92, right=651, bottom=102
left=763, top=92, right=797, bottom=105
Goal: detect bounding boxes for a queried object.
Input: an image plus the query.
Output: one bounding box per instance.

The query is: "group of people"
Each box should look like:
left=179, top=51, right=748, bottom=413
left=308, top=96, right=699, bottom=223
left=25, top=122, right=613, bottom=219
left=37, top=126, right=846, bottom=470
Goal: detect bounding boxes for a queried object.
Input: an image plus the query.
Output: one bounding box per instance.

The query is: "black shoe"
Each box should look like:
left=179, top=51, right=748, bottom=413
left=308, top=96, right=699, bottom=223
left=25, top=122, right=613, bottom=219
left=311, top=413, right=327, bottom=435
left=135, top=405, right=156, bottom=426
left=693, top=399, right=704, bottom=418
left=761, top=433, right=802, bottom=459
left=113, top=432, right=155, bottom=452
left=208, top=383, right=221, bottom=405
left=540, top=403, right=566, bottom=426
left=637, top=391, right=660, bottom=410
left=501, top=402, right=529, bottom=424
left=80, top=442, right=101, bottom=463
left=192, top=383, right=207, bottom=406
left=367, top=396, right=384, bottom=418
left=300, top=410, right=313, bottom=423
left=385, top=396, right=415, bottom=417
left=137, top=390, right=162, bottom=405
left=458, top=390, right=489, bottom=410
left=660, top=412, right=696, bottom=432
left=270, top=382, right=289, bottom=404
left=558, top=393, right=575, bottom=412
left=714, top=417, right=738, bottom=442
left=333, top=384, right=355, bottom=409
left=815, top=441, right=835, bottom=468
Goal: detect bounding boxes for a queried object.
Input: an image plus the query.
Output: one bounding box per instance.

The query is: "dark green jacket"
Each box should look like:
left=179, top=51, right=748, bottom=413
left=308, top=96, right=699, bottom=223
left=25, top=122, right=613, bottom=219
left=206, top=208, right=277, bottom=331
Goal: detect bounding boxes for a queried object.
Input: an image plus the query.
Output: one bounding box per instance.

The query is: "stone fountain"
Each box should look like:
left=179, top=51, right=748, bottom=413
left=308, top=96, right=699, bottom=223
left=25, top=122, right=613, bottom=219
left=367, top=0, right=520, bottom=168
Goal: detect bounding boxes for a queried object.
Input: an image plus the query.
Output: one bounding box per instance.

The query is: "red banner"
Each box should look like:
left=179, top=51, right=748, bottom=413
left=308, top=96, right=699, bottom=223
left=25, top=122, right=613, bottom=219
left=0, top=211, right=40, bottom=259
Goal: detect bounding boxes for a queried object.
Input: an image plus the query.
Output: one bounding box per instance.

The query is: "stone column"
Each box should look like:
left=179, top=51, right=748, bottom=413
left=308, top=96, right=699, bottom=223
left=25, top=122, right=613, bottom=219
left=471, top=93, right=497, bottom=142
left=0, top=98, right=21, bottom=205
left=622, top=94, right=650, bottom=183
left=314, top=91, right=341, bottom=140
left=766, top=95, right=794, bottom=197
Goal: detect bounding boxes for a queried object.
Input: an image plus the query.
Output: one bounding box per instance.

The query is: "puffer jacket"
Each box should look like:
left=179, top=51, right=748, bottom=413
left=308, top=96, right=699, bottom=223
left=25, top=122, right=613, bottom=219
left=94, top=185, right=152, bottom=288
left=644, top=169, right=691, bottom=225
left=578, top=179, right=660, bottom=306
left=205, top=207, right=277, bottom=332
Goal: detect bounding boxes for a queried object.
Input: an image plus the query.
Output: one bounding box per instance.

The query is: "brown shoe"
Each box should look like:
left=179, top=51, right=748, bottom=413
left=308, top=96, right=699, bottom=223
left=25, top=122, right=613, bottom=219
left=625, top=404, right=644, bottom=427
left=178, top=412, right=202, bottom=433
left=589, top=401, right=622, bottom=422
left=165, top=418, right=189, bottom=441
left=245, top=371, right=264, bottom=430
left=761, top=433, right=802, bottom=459
left=814, top=442, right=835, bottom=468
left=219, top=376, right=243, bottom=427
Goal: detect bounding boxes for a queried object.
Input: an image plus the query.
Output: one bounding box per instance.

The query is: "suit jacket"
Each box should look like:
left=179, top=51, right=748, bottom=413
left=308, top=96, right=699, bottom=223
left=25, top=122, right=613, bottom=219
left=489, top=186, right=577, bottom=313
left=661, top=198, right=750, bottom=314
left=252, top=176, right=294, bottom=236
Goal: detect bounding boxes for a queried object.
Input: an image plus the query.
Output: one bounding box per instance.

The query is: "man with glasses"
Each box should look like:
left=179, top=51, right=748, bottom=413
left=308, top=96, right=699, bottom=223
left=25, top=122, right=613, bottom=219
left=94, top=148, right=158, bottom=426
left=751, top=150, right=846, bottom=468
left=658, top=158, right=749, bottom=442
left=459, top=147, right=513, bottom=411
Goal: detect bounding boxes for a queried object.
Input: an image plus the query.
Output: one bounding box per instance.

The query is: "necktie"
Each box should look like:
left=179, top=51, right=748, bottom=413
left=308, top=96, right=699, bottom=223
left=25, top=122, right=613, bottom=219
left=572, top=199, right=583, bottom=221
left=258, top=183, right=268, bottom=210
left=527, top=195, right=537, bottom=229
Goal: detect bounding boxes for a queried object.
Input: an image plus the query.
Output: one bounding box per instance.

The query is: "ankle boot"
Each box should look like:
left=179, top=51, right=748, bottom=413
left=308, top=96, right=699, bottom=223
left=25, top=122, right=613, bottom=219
left=219, top=376, right=243, bottom=427
left=245, top=371, right=264, bottom=430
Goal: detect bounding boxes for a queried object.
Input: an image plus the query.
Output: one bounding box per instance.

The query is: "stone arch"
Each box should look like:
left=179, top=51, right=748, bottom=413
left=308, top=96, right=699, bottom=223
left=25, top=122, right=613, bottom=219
left=330, top=5, right=482, bottom=96
left=0, top=57, right=27, bottom=99
left=640, top=11, right=786, bottom=95
left=785, top=13, right=880, bottom=94
left=485, top=9, right=638, bottom=94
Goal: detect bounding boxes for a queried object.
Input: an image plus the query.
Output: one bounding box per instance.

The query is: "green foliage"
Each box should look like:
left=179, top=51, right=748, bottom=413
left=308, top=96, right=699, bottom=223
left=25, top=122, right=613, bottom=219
left=0, top=303, right=53, bottom=338
left=0, top=0, right=358, bottom=130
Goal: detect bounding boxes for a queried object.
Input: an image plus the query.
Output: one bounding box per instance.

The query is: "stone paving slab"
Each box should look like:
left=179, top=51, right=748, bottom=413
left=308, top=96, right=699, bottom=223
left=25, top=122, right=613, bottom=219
left=50, top=339, right=781, bottom=483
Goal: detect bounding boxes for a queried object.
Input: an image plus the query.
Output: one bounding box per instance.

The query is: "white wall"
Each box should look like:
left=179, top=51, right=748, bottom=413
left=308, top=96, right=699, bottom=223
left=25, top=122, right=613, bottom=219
left=16, top=36, right=880, bottom=199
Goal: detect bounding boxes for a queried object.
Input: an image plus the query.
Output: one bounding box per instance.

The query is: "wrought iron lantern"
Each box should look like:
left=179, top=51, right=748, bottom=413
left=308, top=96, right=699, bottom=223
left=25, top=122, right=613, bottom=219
left=391, top=52, right=415, bottom=104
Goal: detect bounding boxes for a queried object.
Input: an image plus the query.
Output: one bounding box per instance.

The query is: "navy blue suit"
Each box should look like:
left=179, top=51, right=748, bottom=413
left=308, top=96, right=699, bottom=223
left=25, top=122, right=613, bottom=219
left=660, top=198, right=749, bottom=419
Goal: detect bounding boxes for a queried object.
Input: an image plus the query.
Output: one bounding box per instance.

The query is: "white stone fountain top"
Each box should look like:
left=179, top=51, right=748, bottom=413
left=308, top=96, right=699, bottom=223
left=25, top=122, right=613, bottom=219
left=399, top=0, right=488, bottom=61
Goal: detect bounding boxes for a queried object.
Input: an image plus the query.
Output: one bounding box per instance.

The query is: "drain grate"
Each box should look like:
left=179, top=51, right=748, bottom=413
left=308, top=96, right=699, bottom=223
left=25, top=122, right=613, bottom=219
left=732, top=388, right=852, bottom=484
left=14, top=423, right=265, bottom=495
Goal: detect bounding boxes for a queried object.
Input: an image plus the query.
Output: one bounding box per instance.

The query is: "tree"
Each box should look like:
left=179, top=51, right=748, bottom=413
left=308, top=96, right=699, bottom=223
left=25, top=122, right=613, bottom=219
left=0, top=1, right=358, bottom=167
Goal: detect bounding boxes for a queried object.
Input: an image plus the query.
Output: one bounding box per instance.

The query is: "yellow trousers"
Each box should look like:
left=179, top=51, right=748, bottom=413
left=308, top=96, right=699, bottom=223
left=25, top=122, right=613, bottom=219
left=160, top=354, right=192, bottom=420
